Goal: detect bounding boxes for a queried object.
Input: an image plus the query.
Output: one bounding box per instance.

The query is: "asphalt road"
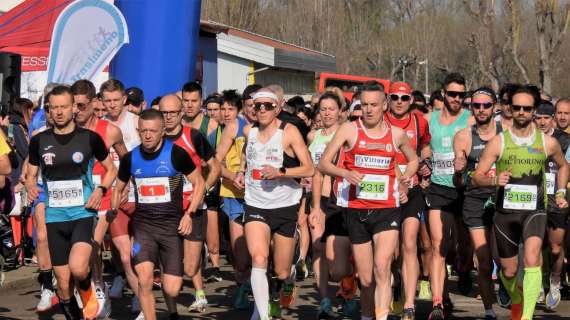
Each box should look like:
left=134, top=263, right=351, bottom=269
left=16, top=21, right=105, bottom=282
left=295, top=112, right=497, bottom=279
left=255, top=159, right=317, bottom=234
left=1, top=265, right=569, bottom=319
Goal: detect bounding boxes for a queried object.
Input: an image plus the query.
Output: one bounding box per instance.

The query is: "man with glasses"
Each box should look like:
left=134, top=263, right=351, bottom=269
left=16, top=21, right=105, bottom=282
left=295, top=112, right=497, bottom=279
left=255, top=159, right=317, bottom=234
left=452, top=87, right=502, bottom=320
left=385, top=82, right=431, bottom=320
left=534, top=101, right=570, bottom=311
left=159, top=94, right=221, bottom=314
left=423, top=73, right=473, bottom=320
left=26, top=85, right=116, bottom=320
left=473, top=85, right=569, bottom=320
left=111, top=109, right=205, bottom=320
left=497, top=83, right=516, bottom=129
left=71, top=79, right=128, bottom=318
left=235, top=88, right=314, bottom=319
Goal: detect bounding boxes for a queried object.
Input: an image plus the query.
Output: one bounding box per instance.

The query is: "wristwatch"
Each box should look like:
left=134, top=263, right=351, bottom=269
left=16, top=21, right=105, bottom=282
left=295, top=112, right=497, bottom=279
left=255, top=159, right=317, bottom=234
left=279, top=167, right=286, bottom=175
left=97, top=185, right=108, bottom=195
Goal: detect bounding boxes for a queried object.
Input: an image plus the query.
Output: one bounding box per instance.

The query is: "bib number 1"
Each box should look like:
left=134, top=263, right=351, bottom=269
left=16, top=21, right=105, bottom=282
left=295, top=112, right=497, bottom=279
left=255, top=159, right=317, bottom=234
left=135, top=177, right=171, bottom=204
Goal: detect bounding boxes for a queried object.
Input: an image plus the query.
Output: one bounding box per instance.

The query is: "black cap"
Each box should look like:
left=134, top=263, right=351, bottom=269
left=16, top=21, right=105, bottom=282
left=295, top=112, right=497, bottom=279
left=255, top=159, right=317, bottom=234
left=536, top=102, right=555, bottom=116
left=125, top=87, right=144, bottom=106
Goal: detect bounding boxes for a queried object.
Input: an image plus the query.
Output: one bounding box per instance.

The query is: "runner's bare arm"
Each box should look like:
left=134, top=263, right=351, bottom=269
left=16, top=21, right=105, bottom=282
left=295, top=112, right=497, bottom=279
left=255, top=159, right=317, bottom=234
left=24, top=163, right=40, bottom=203
left=280, top=124, right=314, bottom=178
left=185, top=167, right=205, bottom=215
left=318, top=122, right=362, bottom=184
left=546, top=135, right=569, bottom=193
left=471, top=135, right=501, bottom=187
left=394, top=127, right=419, bottom=180
left=111, top=179, right=127, bottom=211
left=98, top=156, right=117, bottom=190
left=205, top=157, right=222, bottom=191
left=452, top=128, right=470, bottom=187
left=215, top=121, right=238, bottom=180
left=108, top=124, right=128, bottom=159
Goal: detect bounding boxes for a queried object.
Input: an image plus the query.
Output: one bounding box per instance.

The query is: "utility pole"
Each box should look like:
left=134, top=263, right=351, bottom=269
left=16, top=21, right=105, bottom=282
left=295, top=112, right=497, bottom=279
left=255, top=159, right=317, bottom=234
left=418, top=59, right=429, bottom=93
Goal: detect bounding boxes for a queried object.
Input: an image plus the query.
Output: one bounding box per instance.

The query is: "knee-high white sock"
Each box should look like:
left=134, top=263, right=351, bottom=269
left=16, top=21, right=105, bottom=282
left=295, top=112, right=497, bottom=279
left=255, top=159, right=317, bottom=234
left=251, top=267, right=269, bottom=320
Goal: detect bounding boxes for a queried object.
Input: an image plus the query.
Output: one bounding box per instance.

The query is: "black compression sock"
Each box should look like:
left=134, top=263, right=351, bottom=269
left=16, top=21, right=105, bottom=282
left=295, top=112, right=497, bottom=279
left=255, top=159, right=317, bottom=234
left=77, top=270, right=92, bottom=291
left=38, top=269, right=54, bottom=290
left=59, top=296, right=82, bottom=320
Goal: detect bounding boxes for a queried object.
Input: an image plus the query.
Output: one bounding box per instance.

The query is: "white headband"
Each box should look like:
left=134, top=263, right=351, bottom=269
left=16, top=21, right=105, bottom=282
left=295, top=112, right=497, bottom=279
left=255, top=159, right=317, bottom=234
left=252, top=91, right=278, bottom=102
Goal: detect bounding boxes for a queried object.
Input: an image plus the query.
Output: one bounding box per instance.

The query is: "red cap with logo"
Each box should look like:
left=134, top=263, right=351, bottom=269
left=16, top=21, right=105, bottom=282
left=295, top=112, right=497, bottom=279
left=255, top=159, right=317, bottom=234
left=389, top=82, right=412, bottom=95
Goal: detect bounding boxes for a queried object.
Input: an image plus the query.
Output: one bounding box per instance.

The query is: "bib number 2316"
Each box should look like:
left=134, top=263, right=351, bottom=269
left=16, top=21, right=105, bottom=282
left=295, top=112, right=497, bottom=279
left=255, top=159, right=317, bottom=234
left=503, top=184, right=537, bottom=210
left=135, top=177, right=171, bottom=204
left=47, top=180, right=84, bottom=207
left=357, top=175, right=389, bottom=200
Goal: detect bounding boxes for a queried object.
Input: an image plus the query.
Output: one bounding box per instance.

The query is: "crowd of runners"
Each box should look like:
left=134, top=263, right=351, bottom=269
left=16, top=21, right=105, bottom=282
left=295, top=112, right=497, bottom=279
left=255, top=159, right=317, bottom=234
left=13, top=72, right=570, bottom=320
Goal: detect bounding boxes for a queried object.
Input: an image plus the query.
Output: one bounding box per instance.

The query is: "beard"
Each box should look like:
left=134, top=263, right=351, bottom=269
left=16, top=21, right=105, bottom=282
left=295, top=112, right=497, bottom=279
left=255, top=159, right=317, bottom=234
left=513, top=116, right=533, bottom=129
left=475, top=113, right=493, bottom=126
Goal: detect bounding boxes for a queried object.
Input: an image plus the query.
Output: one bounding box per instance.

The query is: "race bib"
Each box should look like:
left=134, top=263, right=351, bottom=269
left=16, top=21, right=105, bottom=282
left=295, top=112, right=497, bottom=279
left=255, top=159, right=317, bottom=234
left=311, top=145, right=326, bottom=165
left=128, top=181, right=136, bottom=202
left=183, top=176, right=193, bottom=193
left=356, top=174, right=389, bottom=200
left=545, top=172, right=555, bottom=195
left=503, top=184, right=537, bottom=210
left=47, top=180, right=84, bottom=208
left=135, top=177, right=171, bottom=204
left=433, top=152, right=455, bottom=176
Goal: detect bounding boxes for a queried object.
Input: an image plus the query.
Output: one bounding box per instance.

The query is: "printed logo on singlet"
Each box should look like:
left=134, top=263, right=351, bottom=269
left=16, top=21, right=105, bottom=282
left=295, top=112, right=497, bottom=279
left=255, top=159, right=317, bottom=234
left=354, top=155, right=391, bottom=169
left=42, top=153, right=56, bottom=165
left=72, top=152, right=84, bottom=163
left=527, top=147, right=544, bottom=154
left=156, top=161, right=173, bottom=175
left=44, top=145, right=53, bottom=151
left=406, top=130, right=414, bottom=139
left=359, top=140, right=391, bottom=151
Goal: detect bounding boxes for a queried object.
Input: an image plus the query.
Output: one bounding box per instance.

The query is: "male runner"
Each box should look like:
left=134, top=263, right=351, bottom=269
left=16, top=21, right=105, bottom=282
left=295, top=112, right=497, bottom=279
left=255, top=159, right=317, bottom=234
left=215, top=90, right=251, bottom=309
left=111, top=109, right=205, bottom=320
left=319, top=81, right=419, bottom=320
left=71, top=79, right=128, bottom=317
left=242, top=84, right=262, bottom=124
left=534, top=101, right=570, bottom=310
left=26, top=85, right=116, bottom=320
left=100, top=79, right=141, bottom=312
left=453, top=87, right=502, bottom=319
left=555, top=98, right=570, bottom=133
left=423, top=73, right=473, bottom=319
left=235, top=88, right=314, bottom=320
left=181, top=81, right=223, bottom=282
left=473, top=85, right=569, bottom=320
left=385, top=82, right=431, bottom=320
left=159, top=94, right=221, bottom=313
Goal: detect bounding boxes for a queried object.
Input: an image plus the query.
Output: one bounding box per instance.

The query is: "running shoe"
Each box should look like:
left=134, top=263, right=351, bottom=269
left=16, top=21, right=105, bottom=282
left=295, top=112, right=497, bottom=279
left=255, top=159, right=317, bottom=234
left=131, top=296, right=141, bottom=314
left=135, top=311, right=145, bottom=320
left=95, top=284, right=111, bottom=319
left=269, top=300, right=281, bottom=319
left=207, top=267, right=223, bottom=283
left=295, top=259, right=309, bottom=281
left=188, top=293, right=208, bottom=313
left=402, top=307, right=415, bottom=320
left=79, top=283, right=99, bottom=320
left=279, top=282, right=297, bottom=308
left=457, top=270, right=473, bottom=296
left=108, top=275, right=125, bottom=299
left=317, top=298, right=334, bottom=319
left=546, top=282, right=562, bottom=310
left=510, top=303, right=522, bottom=320
left=496, top=280, right=512, bottom=308
left=537, top=287, right=545, bottom=304
left=36, top=286, right=58, bottom=312
left=418, top=279, right=432, bottom=300
left=391, top=283, right=404, bottom=315
left=428, top=304, right=445, bottom=320
left=233, top=283, right=250, bottom=310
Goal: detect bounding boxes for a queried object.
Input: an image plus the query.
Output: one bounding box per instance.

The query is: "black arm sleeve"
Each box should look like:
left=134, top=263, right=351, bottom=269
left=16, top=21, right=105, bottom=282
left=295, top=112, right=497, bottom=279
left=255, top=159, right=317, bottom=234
left=190, top=128, right=215, bottom=161
left=117, top=152, right=133, bottom=183
left=90, top=131, right=109, bottom=162
left=28, top=135, right=40, bottom=166
left=172, top=145, right=197, bottom=175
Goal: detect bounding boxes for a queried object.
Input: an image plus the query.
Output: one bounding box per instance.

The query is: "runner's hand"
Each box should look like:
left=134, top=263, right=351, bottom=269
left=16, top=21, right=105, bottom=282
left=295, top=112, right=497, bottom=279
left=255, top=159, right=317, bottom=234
left=556, top=197, right=568, bottom=209
left=398, top=180, right=409, bottom=204
left=309, top=207, right=322, bottom=229
left=454, top=153, right=467, bottom=173
left=178, top=213, right=192, bottom=236
left=260, top=165, right=280, bottom=180
left=497, top=170, right=512, bottom=187
left=343, top=170, right=363, bottom=185
left=399, top=190, right=408, bottom=204
left=85, top=188, right=103, bottom=210
left=233, top=172, right=245, bottom=190
left=418, top=162, right=431, bottom=177
left=25, top=183, right=39, bottom=203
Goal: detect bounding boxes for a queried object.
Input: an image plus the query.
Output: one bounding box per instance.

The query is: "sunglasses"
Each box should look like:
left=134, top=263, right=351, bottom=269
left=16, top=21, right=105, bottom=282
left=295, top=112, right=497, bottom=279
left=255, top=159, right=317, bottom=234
left=471, top=102, right=494, bottom=110
left=511, top=105, right=535, bottom=113
left=349, top=115, right=361, bottom=121
left=75, top=102, right=90, bottom=110
left=254, top=102, right=277, bottom=111
left=390, top=94, right=411, bottom=102
left=445, top=91, right=466, bottom=99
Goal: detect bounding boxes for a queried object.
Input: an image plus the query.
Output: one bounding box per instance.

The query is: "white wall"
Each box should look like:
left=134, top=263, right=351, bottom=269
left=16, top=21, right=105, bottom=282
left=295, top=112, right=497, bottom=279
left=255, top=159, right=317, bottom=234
left=217, top=52, right=250, bottom=93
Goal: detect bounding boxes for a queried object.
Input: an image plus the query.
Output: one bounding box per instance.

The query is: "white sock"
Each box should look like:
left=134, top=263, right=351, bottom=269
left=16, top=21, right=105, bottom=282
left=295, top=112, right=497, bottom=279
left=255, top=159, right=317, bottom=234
left=485, top=309, right=496, bottom=318
left=251, top=267, right=269, bottom=319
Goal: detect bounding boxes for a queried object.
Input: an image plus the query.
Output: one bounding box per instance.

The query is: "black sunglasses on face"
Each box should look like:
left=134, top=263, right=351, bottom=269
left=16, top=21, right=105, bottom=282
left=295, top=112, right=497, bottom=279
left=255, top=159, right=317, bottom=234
left=349, top=115, right=361, bottom=122
left=445, top=91, right=466, bottom=99
left=511, top=105, right=534, bottom=113
left=75, top=102, right=90, bottom=110
left=390, top=94, right=411, bottom=102
left=471, top=102, right=494, bottom=110
left=254, top=102, right=277, bottom=111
